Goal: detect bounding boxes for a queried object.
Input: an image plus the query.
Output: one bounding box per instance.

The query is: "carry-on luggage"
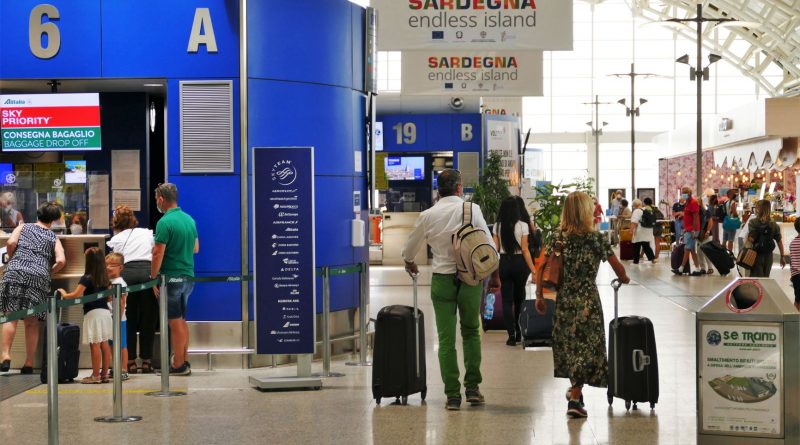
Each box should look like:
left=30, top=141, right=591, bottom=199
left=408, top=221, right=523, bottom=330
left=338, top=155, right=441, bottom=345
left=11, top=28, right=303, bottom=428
left=480, top=285, right=505, bottom=331
left=518, top=298, right=555, bottom=347
left=699, top=241, right=735, bottom=276
left=607, top=279, right=659, bottom=411
left=671, top=242, right=690, bottom=273
left=40, top=322, right=81, bottom=384
left=372, top=274, right=426, bottom=405
left=619, top=240, right=634, bottom=261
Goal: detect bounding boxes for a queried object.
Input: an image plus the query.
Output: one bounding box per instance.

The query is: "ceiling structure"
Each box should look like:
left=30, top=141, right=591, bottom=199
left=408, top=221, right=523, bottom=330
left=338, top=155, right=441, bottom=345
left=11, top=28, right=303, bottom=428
left=631, top=0, right=800, bottom=96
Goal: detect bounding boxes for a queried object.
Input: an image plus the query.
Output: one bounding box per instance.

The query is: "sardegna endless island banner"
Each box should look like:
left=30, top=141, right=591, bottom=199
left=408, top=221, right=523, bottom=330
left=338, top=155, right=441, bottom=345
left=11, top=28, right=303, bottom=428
left=374, top=0, right=572, bottom=50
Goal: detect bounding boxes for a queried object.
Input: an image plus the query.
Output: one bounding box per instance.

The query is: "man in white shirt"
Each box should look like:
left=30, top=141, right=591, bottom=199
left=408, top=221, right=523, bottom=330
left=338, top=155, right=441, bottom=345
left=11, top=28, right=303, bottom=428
left=402, top=169, right=500, bottom=411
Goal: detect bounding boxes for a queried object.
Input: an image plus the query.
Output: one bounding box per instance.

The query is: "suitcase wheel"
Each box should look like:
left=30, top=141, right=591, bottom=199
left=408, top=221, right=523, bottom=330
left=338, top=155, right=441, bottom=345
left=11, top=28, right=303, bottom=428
left=625, top=400, right=631, bottom=411
left=421, top=389, right=427, bottom=401
left=650, top=402, right=656, bottom=410
left=375, top=397, right=381, bottom=405
left=632, top=402, right=638, bottom=411
left=401, top=395, right=408, bottom=406
left=607, top=395, right=613, bottom=406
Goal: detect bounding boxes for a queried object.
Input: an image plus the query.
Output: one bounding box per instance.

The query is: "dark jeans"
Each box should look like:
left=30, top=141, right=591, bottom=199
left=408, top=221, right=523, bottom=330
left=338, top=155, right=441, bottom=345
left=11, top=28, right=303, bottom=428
left=750, top=252, right=774, bottom=277
left=633, top=242, right=655, bottom=263
left=792, top=274, right=800, bottom=303
left=499, top=254, right=529, bottom=338
left=123, top=261, right=158, bottom=361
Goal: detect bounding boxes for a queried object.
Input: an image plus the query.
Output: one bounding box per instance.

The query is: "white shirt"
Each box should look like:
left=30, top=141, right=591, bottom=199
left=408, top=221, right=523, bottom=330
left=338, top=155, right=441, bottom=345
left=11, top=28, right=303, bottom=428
left=109, top=276, right=128, bottom=321
left=107, top=228, right=154, bottom=263
left=631, top=208, right=653, bottom=244
left=401, top=196, right=494, bottom=274
left=493, top=221, right=529, bottom=254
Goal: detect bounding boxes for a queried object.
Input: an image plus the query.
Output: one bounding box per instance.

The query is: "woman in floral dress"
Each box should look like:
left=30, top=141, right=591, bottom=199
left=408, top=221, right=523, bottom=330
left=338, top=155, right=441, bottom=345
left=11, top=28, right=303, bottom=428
left=535, top=191, right=630, bottom=418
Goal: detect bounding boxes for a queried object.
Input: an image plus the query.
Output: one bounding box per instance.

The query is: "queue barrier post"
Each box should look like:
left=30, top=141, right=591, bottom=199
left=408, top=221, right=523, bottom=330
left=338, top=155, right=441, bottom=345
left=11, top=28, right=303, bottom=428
left=146, top=275, right=186, bottom=397
left=313, top=267, right=344, bottom=378
left=96, top=284, right=142, bottom=422
left=47, top=291, right=59, bottom=445
left=346, top=262, right=371, bottom=367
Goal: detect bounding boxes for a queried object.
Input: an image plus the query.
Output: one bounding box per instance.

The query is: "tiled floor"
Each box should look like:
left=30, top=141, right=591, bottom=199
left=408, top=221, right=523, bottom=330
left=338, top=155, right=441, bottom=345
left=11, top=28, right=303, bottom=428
left=0, top=257, right=795, bottom=444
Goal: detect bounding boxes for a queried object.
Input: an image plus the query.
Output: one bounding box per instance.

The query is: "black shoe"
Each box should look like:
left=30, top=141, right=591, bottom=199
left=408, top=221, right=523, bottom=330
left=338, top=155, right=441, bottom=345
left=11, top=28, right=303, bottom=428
left=515, top=332, right=522, bottom=342
left=20, top=366, right=33, bottom=375
left=565, top=389, right=585, bottom=407
left=567, top=400, right=588, bottom=418
left=465, top=387, right=485, bottom=406
left=690, top=271, right=703, bottom=276
left=445, top=397, right=462, bottom=411
left=0, top=359, right=9, bottom=372
left=671, top=268, right=683, bottom=276
left=168, top=362, right=191, bottom=376
left=506, top=337, right=516, bottom=346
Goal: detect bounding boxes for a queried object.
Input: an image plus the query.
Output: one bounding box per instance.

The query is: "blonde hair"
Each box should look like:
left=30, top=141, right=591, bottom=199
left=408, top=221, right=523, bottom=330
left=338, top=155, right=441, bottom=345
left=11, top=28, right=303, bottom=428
left=632, top=199, right=642, bottom=209
left=755, top=199, right=771, bottom=223
left=105, top=252, right=124, bottom=265
left=560, top=191, right=595, bottom=235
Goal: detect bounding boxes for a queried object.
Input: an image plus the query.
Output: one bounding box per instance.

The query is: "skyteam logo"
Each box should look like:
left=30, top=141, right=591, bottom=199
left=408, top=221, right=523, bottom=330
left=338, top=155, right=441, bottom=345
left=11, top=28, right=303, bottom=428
left=271, top=160, right=297, bottom=186
left=706, top=330, right=722, bottom=346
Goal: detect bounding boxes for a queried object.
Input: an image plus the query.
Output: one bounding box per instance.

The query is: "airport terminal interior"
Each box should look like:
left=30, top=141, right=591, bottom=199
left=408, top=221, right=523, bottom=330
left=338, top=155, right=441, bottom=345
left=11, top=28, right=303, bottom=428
left=2, top=0, right=800, bottom=444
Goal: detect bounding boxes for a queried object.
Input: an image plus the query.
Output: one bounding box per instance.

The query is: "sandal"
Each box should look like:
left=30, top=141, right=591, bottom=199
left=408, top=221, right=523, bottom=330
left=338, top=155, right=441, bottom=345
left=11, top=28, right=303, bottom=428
left=127, top=360, right=138, bottom=374
left=100, top=372, right=109, bottom=383
left=81, top=375, right=103, bottom=384
left=139, top=361, right=153, bottom=374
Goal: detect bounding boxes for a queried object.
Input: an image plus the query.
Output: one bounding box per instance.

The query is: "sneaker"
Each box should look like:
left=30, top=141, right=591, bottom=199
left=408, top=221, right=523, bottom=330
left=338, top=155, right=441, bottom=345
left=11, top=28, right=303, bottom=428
left=465, top=387, right=485, bottom=406
left=690, top=271, right=703, bottom=276
left=567, top=400, right=588, bottom=418
left=671, top=268, right=684, bottom=276
left=706, top=268, right=714, bottom=275
left=168, top=362, right=191, bottom=376
left=121, top=371, right=130, bottom=381
left=565, top=389, right=585, bottom=407
left=445, top=397, right=462, bottom=411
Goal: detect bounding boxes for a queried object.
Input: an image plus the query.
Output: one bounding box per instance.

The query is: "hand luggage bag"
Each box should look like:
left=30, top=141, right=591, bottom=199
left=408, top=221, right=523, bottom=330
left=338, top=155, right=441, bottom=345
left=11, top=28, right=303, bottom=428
left=619, top=240, right=634, bottom=261
left=40, top=322, right=80, bottom=384
left=518, top=298, right=555, bottom=347
left=480, top=285, right=505, bottom=331
left=607, top=279, right=659, bottom=411
left=671, top=242, right=690, bottom=273
left=699, top=240, right=735, bottom=276
left=372, top=274, right=426, bottom=405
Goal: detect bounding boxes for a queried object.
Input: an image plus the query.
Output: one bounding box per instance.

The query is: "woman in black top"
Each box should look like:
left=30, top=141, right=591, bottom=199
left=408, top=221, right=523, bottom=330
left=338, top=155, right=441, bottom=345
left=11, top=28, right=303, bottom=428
left=0, top=203, right=66, bottom=373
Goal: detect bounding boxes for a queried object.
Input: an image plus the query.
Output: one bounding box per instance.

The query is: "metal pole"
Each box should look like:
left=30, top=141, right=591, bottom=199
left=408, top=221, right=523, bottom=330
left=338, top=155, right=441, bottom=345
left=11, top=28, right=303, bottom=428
left=412, top=273, right=419, bottom=379
left=47, top=291, right=59, bottom=445
left=314, top=267, right=344, bottom=377
left=630, top=63, right=636, bottom=197
left=695, top=4, right=703, bottom=196
left=96, top=284, right=142, bottom=422
left=146, top=276, right=186, bottom=397
left=347, top=263, right=372, bottom=367
left=595, top=95, right=601, bottom=198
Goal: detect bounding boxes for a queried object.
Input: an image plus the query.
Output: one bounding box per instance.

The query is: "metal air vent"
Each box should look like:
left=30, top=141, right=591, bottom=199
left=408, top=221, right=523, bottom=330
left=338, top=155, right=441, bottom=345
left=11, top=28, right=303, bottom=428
left=180, top=81, right=233, bottom=173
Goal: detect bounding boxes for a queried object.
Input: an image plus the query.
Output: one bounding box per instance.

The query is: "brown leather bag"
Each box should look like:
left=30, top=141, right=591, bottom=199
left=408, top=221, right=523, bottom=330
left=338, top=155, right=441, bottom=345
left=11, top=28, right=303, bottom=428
left=541, top=233, right=564, bottom=290
left=736, top=247, right=757, bottom=270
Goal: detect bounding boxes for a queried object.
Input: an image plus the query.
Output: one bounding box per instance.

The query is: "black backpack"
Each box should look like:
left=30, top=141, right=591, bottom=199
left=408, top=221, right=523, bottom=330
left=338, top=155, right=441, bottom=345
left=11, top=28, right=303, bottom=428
left=714, top=204, right=726, bottom=221
left=753, top=223, right=776, bottom=254
left=640, top=207, right=655, bottom=228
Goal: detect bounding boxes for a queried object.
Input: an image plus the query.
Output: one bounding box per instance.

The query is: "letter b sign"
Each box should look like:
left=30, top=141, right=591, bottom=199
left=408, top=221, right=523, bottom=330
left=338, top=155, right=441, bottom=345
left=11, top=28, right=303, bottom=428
left=461, top=123, right=473, bottom=142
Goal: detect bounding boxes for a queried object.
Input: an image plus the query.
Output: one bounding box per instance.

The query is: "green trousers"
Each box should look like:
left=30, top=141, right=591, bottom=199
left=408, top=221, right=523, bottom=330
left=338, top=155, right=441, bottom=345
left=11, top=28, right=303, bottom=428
left=430, top=274, right=483, bottom=398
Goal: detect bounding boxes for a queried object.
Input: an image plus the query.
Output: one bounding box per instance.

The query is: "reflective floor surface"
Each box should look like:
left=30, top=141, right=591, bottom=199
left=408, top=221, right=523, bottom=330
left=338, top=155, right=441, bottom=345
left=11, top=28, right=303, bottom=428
left=0, top=255, right=795, bottom=444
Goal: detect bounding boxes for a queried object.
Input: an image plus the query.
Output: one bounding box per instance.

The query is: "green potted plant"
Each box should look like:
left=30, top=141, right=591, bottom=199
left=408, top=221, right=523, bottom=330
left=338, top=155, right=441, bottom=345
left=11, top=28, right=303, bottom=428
left=533, top=177, right=595, bottom=246
left=471, top=151, right=510, bottom=224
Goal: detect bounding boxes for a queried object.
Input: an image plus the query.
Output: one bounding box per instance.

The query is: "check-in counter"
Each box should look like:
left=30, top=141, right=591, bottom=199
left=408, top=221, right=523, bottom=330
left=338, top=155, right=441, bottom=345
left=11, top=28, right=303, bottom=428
left=381, top=212, right=428, bottom=266
left=0, top=234, right=109, bottom=369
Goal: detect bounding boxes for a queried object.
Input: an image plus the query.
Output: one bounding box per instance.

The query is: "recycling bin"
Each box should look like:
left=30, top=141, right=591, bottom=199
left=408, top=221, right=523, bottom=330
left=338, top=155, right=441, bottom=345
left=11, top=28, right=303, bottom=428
left=697, top=278, right=800, bottom=444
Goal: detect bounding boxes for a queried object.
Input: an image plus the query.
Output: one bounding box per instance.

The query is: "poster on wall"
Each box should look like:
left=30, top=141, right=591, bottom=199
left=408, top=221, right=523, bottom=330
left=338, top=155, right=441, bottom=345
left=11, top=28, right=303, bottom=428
left=700, top=321, right=782, bottom=438
left=401, top=50, right=542, bottom=96
left=374, top=0, right=573, bottom=51
left=482, top=96, right=523, bottom=116
left=484, top=114, right=520, bottom=187
left=253, top=147, right=315, bottom=355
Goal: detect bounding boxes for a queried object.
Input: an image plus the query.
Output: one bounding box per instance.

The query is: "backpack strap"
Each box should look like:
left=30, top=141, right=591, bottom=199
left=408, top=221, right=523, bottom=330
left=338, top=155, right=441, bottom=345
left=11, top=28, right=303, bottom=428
left=463, top=201, right=473, bottom=226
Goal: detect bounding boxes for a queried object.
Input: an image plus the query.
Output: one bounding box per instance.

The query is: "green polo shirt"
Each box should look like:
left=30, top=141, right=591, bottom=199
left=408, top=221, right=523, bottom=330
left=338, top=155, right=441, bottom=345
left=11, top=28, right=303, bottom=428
left=154, top=207, right=198, bottom=277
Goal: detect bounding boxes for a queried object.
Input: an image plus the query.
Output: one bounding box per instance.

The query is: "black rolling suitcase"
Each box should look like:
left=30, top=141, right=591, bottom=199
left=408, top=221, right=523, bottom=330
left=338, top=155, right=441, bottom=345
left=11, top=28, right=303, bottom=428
left=40, top=322, right=80, bottom=384
left=372, top=274, right=426, bottom=405
left=607, top=279, right=658, bottom=411
left=518, top=296, right=555, bottom=347
left=699, top=241, right=735, bottom=276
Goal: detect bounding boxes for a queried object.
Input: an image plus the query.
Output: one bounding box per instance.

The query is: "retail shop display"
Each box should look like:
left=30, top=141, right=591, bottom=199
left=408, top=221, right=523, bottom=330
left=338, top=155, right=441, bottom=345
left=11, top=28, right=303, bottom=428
left=607, top=280, right=659, bottom=411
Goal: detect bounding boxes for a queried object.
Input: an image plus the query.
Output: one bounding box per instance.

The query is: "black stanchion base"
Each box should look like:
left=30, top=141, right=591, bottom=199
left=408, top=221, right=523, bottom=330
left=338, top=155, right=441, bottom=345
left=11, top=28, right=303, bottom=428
left=144, top=391, right=187, bottom=397
left=311, top=371, right=346, bottom=378
left=95, top=415, right=143, bottom=423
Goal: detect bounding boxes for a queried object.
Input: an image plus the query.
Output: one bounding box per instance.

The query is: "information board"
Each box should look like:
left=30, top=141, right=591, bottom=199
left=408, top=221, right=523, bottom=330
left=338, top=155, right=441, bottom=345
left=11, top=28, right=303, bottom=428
left=0, top=93, right=102, bottom=152
left=700, top=321, right=783, bottom=438
left=484, top=114, right=520, bottom=186
left=253, top=147, right=315, bottom=354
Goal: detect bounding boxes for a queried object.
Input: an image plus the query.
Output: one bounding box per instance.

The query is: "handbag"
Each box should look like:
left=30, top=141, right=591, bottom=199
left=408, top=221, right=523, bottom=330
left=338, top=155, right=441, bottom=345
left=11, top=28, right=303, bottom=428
left=541, top=233, right=564, bottom=290
left=722, top=214, right=741, bottom=231
left=736, top=247, right=757, bottom=270
left=619, top=228, right=633, bottom=242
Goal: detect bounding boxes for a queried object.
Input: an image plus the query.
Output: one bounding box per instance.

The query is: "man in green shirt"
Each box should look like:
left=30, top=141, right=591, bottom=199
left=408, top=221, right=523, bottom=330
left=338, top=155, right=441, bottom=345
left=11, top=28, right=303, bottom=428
left=150, top=183, right=199, bottom=376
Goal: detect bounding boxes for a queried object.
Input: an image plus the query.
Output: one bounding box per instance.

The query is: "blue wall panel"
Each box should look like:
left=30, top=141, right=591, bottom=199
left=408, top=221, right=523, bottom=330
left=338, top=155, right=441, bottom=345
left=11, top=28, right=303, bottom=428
left=102, top=0, right=239, bottom=78
left=248, top=0, right=353, bottom=88
left=379, top=114, right=482, bottom=155
left=426, top=114, right=453, bottom=149
left=379, top=115, right=429, bottom=152
left=0, top=1, right=102, bottom=78
left=185, top=281, right=241, bottom=321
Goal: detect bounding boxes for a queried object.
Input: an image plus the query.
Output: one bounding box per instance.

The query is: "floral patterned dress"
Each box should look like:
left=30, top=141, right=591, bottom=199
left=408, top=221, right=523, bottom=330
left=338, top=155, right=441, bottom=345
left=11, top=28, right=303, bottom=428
left=550, top=231, right=613, bottom=388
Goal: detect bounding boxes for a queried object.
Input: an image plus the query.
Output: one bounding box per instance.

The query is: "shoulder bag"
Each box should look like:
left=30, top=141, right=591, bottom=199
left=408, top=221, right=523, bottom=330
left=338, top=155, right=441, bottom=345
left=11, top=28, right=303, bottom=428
left=541, top=233, right=564, bottom=290
left=736, top=247, right=757, bottom=270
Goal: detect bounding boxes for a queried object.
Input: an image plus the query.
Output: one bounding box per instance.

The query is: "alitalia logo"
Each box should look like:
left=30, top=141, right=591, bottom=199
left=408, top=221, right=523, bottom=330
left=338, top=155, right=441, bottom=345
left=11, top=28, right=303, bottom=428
left=3, top=99, right=25, bottom=105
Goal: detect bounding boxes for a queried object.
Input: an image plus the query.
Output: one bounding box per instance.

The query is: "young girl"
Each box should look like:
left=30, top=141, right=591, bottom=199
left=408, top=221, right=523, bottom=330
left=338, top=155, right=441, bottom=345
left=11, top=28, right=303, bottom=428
left=58, top=247, right=112, bottom=384
left=105, top=252, right=130, bottom=380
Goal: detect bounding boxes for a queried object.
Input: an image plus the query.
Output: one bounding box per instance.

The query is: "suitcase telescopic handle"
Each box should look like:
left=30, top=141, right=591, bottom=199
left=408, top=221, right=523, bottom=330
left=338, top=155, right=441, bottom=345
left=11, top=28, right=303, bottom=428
left=411, top=273, right=420, bottom=379
left=610, top=279, right=622, bottom=393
